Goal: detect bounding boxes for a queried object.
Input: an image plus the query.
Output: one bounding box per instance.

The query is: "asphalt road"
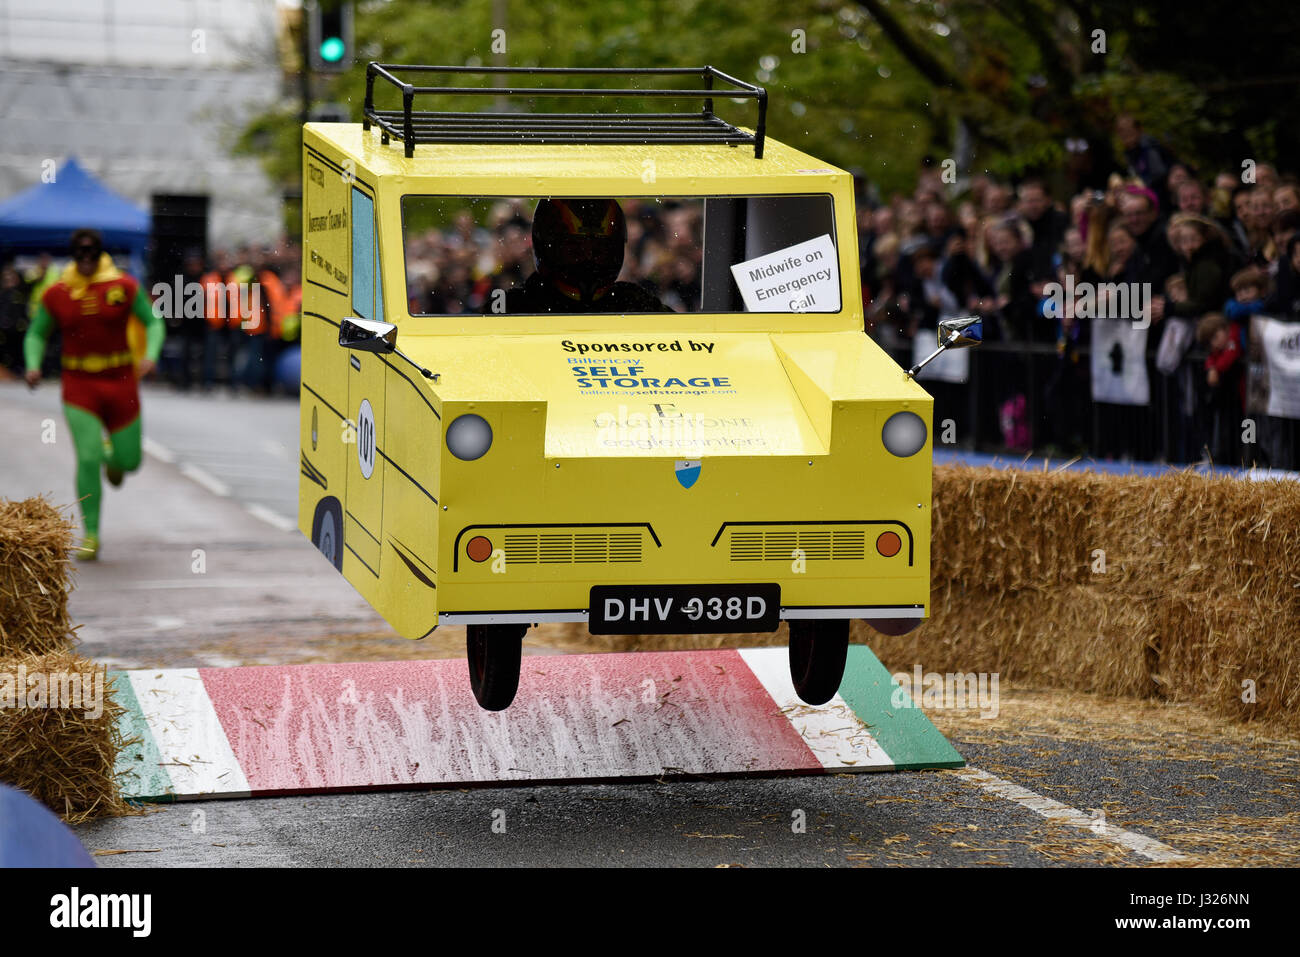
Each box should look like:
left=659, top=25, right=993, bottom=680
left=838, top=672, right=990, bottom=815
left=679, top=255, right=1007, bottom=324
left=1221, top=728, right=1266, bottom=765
left=1, top=381, right=387, bottom=667
left=1, top=380, right=1296, bottom=869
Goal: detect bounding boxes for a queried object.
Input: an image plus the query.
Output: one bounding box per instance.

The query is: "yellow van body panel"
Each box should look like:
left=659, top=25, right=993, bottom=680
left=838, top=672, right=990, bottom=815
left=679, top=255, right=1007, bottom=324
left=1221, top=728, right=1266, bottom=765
left=298, top=123, right=933, bottom=640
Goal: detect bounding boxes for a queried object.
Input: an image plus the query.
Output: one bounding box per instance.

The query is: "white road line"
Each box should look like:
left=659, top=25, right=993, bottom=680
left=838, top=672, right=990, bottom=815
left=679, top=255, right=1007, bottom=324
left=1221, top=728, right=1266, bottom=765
left=147, top=434, right=232, bottom=498
left=958, top=767, right=1188, bottom=864
left=142, top=437, right=176, bottom=464
left=259, top=437, right=290, bottom=458
left=245, top=503, right=297, bottom=532
left=148, top=432, right=294, bottom=533
left=177, top=462, right=231, bottom=498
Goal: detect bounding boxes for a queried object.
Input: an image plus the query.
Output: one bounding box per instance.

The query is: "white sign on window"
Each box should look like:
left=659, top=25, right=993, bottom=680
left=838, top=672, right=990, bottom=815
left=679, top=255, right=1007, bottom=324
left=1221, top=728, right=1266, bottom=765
left=730, top=234, right=840, bottom=313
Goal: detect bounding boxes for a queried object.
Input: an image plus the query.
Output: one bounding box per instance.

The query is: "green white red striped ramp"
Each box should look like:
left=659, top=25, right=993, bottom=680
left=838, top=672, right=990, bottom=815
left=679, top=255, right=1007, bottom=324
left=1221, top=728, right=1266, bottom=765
left=112, top=646, right=963, bottom=801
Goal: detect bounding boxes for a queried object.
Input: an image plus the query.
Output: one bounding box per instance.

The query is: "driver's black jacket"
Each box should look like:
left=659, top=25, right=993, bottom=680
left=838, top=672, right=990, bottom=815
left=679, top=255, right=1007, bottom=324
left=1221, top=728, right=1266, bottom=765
left=500, top=272, right=673, bottom=314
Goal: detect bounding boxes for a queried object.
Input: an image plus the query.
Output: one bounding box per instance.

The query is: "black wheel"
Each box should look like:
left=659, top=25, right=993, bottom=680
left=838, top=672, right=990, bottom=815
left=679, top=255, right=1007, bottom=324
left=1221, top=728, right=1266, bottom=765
left=467, top=624, right=526, bottom=711
left=788, top=619, right=849, bottom=705
left=311, top=497, right=343, bottom=571
left=308, top=501, right=343, bottom=566
left=867, top=617, right=921, bottom=637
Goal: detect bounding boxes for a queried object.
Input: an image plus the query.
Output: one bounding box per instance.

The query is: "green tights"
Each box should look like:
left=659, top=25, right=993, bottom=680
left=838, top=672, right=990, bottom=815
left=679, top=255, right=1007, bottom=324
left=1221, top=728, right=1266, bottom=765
left=63, top=404, right=142, bottom=537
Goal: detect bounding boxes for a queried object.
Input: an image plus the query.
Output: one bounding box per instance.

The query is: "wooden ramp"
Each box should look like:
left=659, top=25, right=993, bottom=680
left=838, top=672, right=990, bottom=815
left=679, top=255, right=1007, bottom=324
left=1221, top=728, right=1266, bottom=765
left=112, top=647, right=963, bottom=801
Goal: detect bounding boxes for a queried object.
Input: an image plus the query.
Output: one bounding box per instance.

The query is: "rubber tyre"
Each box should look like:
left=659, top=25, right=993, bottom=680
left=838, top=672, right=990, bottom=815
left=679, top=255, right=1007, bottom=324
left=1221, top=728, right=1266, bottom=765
left=467, top=624, right=526, bottom=711
left=788, top=619, right=850, bottom=705
left=311, top=497, right=343, bottom=571
left=867, top=617, right=922, bottom=637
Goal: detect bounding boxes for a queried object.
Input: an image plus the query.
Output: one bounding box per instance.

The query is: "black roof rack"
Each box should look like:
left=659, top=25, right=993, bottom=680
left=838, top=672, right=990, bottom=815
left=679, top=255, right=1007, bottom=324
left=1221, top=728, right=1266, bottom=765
left=361, top=64, right=768, bottom=159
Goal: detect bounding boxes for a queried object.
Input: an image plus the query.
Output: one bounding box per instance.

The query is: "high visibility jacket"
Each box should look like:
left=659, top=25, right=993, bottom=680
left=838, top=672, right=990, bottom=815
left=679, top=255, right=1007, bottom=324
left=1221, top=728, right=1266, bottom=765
left=200, top=270, right=240, bottom=331
left=228, top=265, right=267, bottom=336
left=259, top=270, right=289, bottom=339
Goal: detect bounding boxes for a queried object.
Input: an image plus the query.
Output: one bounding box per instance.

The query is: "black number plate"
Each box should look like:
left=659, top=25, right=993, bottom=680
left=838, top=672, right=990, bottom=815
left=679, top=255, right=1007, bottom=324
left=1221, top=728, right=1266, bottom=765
left=589, top=584, right=781, bottom=635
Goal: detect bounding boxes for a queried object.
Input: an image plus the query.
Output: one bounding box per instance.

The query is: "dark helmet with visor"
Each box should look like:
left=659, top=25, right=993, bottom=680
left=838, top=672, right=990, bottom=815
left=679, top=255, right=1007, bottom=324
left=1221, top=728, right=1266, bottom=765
left=531, top=198, right=627, bottom=303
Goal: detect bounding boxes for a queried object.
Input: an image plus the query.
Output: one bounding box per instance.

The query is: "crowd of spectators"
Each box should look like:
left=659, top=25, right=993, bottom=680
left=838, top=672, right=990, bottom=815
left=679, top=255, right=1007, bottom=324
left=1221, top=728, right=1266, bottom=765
left=5, top=111, right=1296, bottom=469
left=858, top=114, right=1300, bottom=469
left=402, top=198, right=705, bottom=316
left=394, top=126, right=1299, bottom=470
left=394, top=117, right=1298, bottom=469
left=0, top=244, right=302, bottom=394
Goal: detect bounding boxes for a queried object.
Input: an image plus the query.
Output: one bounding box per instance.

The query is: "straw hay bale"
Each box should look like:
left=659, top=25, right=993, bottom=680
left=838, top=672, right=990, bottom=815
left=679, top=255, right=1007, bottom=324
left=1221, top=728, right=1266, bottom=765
left=867, top=465, right=1300, bottom=732
left=0, top=497, right=77, bottom=657
left=0, top=499, right=130, bottom=822
left=0, top=652, right=135, bottom=823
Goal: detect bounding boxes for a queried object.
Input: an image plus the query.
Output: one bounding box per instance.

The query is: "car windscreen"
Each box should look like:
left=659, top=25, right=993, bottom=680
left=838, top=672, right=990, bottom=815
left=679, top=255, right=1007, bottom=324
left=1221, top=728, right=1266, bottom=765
left=400, top=195, right=839, bottom=316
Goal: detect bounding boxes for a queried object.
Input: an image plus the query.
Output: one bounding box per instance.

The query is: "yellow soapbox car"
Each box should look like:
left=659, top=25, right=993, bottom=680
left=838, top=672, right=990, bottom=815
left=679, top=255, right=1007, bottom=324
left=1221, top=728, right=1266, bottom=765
left=298, top=64, right=980, bottom=710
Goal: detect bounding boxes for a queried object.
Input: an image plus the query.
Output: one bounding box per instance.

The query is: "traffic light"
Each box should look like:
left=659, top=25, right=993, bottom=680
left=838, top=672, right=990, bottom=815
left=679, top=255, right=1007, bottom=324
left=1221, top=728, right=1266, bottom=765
left=307, top=1, right=353, bottom=73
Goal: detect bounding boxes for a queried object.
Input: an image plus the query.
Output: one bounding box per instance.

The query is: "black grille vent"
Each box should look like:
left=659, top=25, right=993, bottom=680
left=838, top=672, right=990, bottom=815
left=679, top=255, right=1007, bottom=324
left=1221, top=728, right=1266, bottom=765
left=729, top=529, right=866, bottom=562
left=503, top=531, right=643, bottom=564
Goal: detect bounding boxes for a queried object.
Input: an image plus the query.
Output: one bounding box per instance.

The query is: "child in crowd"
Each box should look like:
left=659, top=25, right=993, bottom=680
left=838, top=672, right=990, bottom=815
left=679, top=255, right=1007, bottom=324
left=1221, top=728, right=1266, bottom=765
left=1197, top=312, right=1244, bottom=464
left=1165, top=273, right=1187, bottom=308
left=1224, top=265, right=1269, bottom=324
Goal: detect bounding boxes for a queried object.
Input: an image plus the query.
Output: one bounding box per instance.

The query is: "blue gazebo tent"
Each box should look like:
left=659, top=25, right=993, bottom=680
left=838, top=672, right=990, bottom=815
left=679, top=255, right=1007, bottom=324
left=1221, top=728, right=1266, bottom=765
left=0, top=156, right=150, bottom=267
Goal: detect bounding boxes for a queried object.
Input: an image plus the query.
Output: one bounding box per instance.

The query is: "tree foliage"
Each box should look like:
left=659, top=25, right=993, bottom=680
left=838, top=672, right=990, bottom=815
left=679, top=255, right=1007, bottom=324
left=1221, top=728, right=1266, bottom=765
left=239, top=0, right=1300, bottom=228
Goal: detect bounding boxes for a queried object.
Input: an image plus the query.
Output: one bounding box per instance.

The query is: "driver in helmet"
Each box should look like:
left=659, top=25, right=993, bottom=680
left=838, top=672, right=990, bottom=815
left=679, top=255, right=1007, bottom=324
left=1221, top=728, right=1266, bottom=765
left=503, top=198, right=671, bottom=314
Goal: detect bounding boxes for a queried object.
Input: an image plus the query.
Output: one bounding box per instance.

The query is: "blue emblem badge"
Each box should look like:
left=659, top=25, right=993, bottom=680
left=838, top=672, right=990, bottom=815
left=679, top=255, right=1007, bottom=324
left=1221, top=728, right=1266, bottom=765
left=675, top=459, right=701, bottom=489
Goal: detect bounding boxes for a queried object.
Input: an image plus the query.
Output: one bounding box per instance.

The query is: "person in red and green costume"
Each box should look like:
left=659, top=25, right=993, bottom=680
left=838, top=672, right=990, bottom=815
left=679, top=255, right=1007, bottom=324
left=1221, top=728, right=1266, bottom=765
left=23, top=229, right=164, bottom=560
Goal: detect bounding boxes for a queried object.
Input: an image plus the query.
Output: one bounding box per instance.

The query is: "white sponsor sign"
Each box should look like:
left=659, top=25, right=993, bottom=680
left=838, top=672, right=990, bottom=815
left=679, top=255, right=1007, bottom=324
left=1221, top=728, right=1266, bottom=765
left=730, top=234, right=840, bottom=313
left=1257, top=316, right=1300, bottom=420
left=1090, top=320, right=1149, bottom=405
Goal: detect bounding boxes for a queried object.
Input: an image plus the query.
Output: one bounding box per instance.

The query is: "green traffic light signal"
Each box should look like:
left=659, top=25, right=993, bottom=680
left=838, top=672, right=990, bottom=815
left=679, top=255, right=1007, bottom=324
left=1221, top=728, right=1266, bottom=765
left=309, top=2, right=352, bottom=71
left=320, top=36, right=345, bottom=63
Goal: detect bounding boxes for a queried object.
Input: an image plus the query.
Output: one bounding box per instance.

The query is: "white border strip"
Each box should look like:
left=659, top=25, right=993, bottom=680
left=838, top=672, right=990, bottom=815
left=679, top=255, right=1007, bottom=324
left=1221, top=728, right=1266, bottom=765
left=738, top=647, right=893, bottom=769
left=129, top=668, right=251, bottom=799
left=438, top=606, right=925, bottom=625
left=1246, top=467, right=1300, bottom=482
left=782, top=606, right=924, bottom=620
left=958, top=767, right=1187, bottom=863
left=437, top=611, right=588, bottom=625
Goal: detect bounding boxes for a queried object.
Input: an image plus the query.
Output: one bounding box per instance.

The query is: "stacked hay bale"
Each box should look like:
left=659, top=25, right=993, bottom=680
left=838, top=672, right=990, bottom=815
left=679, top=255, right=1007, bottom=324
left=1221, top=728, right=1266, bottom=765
left=861, top=466, right=1300, bottom=733
left=0, top=497, right=133, bottom=823
left=0, top=498, right=77, bottom=655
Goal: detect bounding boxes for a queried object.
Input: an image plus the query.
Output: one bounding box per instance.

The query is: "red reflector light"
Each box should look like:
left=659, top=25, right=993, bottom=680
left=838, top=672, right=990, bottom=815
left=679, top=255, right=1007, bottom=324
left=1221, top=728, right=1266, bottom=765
left=467, top=535, right=493, bottom=562
left=876, top=531, right=902, bottom=558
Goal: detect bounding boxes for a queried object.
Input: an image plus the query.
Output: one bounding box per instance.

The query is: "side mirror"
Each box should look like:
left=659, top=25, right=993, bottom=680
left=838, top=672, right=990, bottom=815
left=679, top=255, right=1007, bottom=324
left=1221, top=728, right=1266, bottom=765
left=938, top=315, right=982, bottom=348
left=338, top=316, right=440, bottom=383
left=339, top=317, right=397, bottom=354
left=906, top=315, right=983, bottom=379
